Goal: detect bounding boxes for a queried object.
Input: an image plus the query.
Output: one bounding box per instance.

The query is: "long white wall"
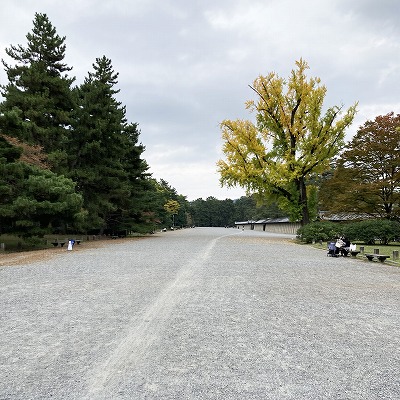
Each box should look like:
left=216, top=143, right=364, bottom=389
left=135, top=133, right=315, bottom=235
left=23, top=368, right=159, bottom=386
left=237, top=222, right=301, bottom=235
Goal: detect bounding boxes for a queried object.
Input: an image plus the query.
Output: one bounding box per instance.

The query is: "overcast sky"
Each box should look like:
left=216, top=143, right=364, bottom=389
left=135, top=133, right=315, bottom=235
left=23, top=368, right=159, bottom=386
left=1, top=0, right=399, bottom=200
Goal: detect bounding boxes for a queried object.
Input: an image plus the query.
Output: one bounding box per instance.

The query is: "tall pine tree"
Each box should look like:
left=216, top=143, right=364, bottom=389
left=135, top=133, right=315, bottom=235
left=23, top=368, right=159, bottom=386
left=0, top=13, right=74, bottom=164
left=68, top=56, right=149, bottom=233
left=117, top=122, right=154, bottom=233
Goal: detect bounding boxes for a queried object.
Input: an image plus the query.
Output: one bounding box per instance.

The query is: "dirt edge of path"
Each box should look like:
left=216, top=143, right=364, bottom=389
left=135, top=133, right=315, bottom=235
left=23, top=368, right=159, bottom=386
left=0, top=236, right=150, bottom=267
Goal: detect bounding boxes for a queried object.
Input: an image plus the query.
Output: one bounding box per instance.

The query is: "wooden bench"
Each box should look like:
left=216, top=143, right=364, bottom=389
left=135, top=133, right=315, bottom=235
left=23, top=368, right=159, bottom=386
left=51, top=241, right=66, bottom=247
left=365, top=254, right=390, bottom=262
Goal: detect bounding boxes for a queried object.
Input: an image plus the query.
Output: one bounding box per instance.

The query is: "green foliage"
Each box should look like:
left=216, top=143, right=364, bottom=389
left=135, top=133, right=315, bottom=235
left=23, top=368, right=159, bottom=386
left=342, top=219, right=400, bottom=245
left=234, top=195, right=286, bottom=222
left=297, top=219, right=400, bottom=245
left=296, top=221, right=341, bottom=243
left=306, top=185, right=319, bottom=222
left=0, top=234, right=48, bottom=251
left=67, top=56, right=140, bottom=232
left=190, top=197, right=234, bottom=227
left=0, top=135, right=22, bottom=161
left=0, top=12, right=156, bottom=235
left=0, top=13, right=169, bottom=237
left=189, top=195, right=286, bottom=227
left=0, top=157, right=83, bottom=237
left=141, top=179, right=191, bottom=229
left=0, top=12, right=74, bottom=158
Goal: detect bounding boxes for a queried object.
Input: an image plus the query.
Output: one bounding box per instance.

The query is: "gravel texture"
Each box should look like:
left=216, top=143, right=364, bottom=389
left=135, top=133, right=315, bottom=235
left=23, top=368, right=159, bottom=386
left=0, top=227, right=399, bottom=399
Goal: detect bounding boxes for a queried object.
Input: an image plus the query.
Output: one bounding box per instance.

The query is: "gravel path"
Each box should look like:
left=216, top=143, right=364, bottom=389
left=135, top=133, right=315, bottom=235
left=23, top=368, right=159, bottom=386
left=0, top=227, right=399, bottom=399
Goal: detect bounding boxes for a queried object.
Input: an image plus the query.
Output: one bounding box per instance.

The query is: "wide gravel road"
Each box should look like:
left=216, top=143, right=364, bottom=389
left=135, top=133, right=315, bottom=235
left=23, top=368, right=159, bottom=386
left=1, top=227, right=399, bottom=399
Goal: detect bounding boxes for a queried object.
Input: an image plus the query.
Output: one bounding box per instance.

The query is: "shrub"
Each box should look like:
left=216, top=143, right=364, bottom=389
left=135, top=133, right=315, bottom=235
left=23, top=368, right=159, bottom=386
left=297, top=222, right=342, bottom=243
left=343, top=219, right=400, bottom=245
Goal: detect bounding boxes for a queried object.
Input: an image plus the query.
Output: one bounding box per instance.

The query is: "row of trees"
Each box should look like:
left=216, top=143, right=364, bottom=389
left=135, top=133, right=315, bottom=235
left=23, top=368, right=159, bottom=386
left=218, top=60, right=400, bottom=224
left=189, top=195, right=285, bottom=227
left=0, top=13, right=194, bottom=237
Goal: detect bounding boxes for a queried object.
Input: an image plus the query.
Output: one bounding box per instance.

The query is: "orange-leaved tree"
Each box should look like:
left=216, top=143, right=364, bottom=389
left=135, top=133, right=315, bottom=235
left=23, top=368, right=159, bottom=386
left=320, top=112, right=400, bottom=220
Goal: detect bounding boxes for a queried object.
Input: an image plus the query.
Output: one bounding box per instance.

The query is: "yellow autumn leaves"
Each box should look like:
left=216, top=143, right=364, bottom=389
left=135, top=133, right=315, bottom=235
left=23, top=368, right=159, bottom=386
left=217, top=59, right=358, bottom=221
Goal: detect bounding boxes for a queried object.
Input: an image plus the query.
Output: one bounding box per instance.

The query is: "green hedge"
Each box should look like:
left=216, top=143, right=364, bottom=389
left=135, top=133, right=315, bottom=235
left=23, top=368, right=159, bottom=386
left=296, top=222, right=342, bottom=243
left=342, top=220, right=400, bottom=245
left=297, top=220, right=400, bottom=245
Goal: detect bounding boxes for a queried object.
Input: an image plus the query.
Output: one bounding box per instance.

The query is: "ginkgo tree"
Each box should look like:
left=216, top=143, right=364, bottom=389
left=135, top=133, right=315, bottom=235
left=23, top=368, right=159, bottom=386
left=164, top=199, right=181, bottom=227
left=217, top=59, right=357, bottom=225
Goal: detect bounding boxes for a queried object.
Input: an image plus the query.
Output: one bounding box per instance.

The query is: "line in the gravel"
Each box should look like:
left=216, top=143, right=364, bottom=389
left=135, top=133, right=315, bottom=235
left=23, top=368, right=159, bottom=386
left=86, top=231, right=239, bottom=398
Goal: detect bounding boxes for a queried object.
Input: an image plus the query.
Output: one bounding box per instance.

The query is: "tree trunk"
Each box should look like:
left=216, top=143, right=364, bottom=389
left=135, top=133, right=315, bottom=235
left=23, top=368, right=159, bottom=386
left=299, top=178, right=310, bottom=225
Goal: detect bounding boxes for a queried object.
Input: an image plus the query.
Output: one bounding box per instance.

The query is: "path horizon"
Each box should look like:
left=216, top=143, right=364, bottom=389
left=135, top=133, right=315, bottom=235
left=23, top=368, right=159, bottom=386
left=1, top=227, right=399, bottom=399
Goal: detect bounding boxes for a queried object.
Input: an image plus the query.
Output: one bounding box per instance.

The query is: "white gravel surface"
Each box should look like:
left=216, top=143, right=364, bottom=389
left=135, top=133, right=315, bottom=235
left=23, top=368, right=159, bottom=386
left=0, top=227, right=399, bottom=399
